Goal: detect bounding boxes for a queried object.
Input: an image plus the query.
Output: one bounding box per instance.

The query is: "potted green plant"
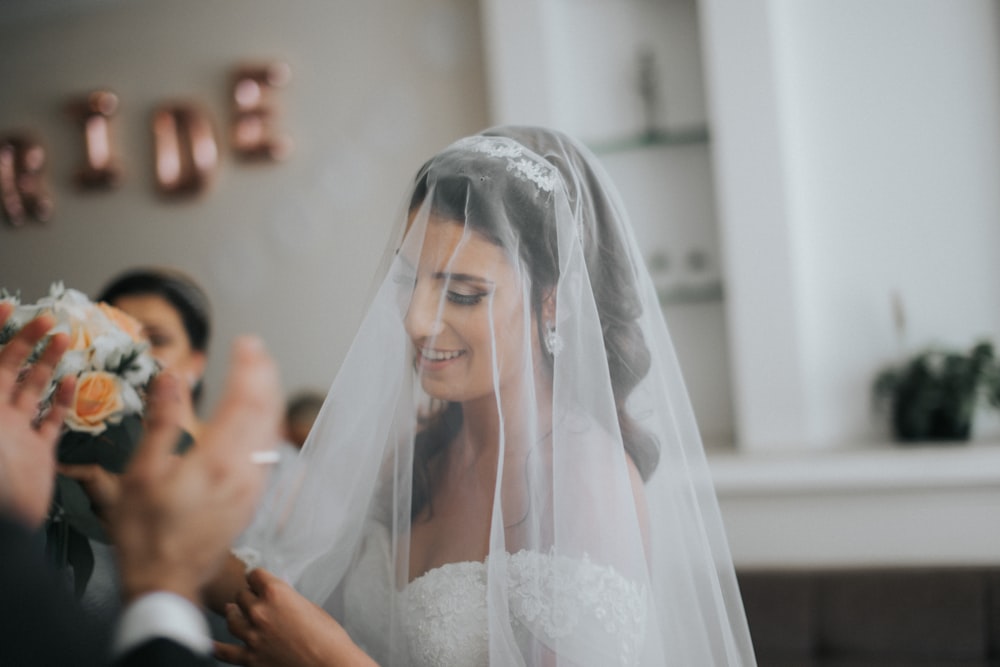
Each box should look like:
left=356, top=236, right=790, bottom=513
left=873, top=340, right=1000, bottom=442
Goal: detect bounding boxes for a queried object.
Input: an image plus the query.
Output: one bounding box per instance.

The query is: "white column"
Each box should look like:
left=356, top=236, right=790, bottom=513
left=697, top=0, right=813, bottom=451
left=478, top=0, right=557, bottom=126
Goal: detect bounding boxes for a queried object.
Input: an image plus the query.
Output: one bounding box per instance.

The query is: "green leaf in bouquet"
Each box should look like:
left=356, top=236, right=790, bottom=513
left=53, top=415, right=194, bottom=542
left=46, top=415, right=194, bottom=595
left=53, top=474, right=110, bottom=542
left=58, top=414, right=146, bottom=473
left=43, top=511, right=94, bottom=599
left=44, top=514, right=95, bottom=599
left=0, top=321, right=16, bottom=346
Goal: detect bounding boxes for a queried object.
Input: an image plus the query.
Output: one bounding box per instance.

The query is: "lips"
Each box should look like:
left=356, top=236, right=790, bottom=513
left=420, top=347, right=463, bottom=361
left=415, top=347, right=465, bottom=371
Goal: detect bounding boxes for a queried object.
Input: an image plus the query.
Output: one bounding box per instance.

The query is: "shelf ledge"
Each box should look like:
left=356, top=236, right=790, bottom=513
left=658, top=281, right=724, bottom=305
left=588, top=126, right=710, bottom=155
left=709, top=440, right=1000, bottom=496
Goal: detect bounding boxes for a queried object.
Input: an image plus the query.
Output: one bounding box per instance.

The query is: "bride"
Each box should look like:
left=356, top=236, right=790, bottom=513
left=215, top=126, right=756, bottom=666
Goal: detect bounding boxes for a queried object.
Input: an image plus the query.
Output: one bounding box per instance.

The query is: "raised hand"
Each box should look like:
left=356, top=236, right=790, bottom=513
left=107, top=336, right=284, bottom=605
left=215, top=567, right=378, bottom=667
left=0, top=302, right=75, bottom=528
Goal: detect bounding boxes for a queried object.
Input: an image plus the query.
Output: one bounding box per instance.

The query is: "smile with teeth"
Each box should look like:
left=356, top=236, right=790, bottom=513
left=420, top=347, right=464, bottom=362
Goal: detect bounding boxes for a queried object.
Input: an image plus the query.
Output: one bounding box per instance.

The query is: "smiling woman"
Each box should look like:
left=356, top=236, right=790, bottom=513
left=226, top=127, right=755, bottom=666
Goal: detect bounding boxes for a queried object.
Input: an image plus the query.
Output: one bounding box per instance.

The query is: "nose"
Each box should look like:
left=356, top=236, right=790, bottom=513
left=404, top=282, right=444, bottom=339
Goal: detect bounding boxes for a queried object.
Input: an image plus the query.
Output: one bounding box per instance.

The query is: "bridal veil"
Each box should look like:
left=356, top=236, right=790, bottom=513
left=240, top=126, right=756, bottom=665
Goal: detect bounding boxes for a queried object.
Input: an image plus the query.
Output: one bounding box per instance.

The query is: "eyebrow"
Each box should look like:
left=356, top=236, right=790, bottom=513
left=433, top=272, right=494, bottom=288
left=396, top=256, right=494, bottom=287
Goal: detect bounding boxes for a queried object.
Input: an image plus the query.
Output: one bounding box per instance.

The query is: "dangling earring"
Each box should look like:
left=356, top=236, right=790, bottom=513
left=544, top=320, right=563, bottom=356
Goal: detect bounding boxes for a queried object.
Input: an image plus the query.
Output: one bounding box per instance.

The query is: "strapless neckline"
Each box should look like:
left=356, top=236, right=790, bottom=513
left=406, top=556, right=484, bottom=589
left=342, top=524, right=648, bottom=666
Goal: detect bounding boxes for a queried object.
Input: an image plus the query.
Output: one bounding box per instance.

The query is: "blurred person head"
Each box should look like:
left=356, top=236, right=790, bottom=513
left=283, top=390, right=325, bottom=449
left=97, top=267, right=212, bottom=410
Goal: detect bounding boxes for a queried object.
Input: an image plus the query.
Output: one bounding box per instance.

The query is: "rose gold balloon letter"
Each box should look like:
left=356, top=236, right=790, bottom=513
left=231, top=62, right=292, bottom=162
left=0, top=134, right=53, bottom=227
left=152, top=103, right=219, bottom=197
left=70, top=90, right=122, bottom=189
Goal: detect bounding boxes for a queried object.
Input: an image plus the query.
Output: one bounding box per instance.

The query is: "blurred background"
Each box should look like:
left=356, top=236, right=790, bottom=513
left=2, top=0, right=999, bottom=595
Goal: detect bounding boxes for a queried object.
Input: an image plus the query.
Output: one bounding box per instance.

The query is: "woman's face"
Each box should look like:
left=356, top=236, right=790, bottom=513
left=111, top=293, right=206, bottom=388
left=403, top=217, right=534, bottom=404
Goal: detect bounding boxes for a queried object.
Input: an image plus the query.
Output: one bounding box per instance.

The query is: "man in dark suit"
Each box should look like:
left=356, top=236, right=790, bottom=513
left=0, top=302, right=283, bottom=666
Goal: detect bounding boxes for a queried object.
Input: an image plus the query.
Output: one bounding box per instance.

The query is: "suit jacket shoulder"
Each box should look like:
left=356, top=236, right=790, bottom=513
left=113, top=637, right=216, bottom=667
left=0, top=516, right=109, bottom=665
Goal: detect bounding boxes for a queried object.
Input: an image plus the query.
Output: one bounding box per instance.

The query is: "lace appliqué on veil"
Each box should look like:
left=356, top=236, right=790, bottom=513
left=458, top=136, right=559, bottom=194
left=399, top=550, right=647, bottom=667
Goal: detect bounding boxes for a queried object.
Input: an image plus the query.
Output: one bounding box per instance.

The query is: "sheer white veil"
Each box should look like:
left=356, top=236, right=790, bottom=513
left=241, top=126, right=756, bottom=665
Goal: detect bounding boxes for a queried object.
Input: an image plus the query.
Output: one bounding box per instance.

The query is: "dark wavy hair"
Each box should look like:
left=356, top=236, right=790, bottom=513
left=97, top=267, right=212, bottom=406
left=408, top=128, right=658, bottom=520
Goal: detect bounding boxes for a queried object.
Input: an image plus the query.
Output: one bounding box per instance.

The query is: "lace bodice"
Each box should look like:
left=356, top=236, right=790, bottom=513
left=341, top=524, right=647, bottom=666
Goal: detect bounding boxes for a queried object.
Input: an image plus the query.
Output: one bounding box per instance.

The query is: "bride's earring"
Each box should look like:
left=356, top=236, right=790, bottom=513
left=544, top=320, right=563, bottom=356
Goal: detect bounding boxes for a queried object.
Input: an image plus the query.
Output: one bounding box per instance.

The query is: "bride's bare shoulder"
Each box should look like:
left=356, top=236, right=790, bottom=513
left=556, top=411, right=648, bottom=500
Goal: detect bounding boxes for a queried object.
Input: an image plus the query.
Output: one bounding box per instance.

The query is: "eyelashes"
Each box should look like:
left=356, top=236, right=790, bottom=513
left=446, top=292, right=486, bottom=306
left=393, top=271, right=488, bottom=307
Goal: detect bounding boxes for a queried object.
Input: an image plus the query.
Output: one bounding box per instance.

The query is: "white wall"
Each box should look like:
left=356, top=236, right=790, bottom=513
left=778, top=1, right=1000, bottom=446
left=0, top=0, right=489, bottom=411
left=701, top=0, right=1000, bottom=450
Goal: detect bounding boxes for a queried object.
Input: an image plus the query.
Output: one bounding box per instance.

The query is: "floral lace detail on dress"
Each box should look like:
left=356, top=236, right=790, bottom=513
left=399, top=561, right=490, bottom=666
left=507, top=551, right=647, bottom=666
left=397, top=550, right=647, bottom=667
left=457, top=136, right=559, bottom=193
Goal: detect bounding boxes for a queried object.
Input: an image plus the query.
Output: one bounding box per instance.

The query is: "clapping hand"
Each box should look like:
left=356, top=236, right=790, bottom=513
left=107, top=336, right=284, bottom=605
left=0, top=302, right=75, bottom=528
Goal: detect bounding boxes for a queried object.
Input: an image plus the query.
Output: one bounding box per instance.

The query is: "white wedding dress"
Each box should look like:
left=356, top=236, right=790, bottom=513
left=341, top=522, right=648, bottom=667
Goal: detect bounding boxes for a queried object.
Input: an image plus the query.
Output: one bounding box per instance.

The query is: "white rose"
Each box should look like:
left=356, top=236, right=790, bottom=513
left=55, top=349, right=88, bottom=378
left=119, top=381, right=143, bottom=416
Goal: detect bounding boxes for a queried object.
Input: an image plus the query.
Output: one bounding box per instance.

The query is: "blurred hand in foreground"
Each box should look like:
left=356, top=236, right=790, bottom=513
left=107, top=336, right=283, bottom=605
left=0, top=302, right=75, bottom=528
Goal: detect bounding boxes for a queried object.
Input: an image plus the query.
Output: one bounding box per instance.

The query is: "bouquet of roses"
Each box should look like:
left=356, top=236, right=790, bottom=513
left=0, top=282, right=163, bottom=594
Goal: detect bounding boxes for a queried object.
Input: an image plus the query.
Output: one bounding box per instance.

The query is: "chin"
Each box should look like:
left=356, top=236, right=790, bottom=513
left=420, top=378, right=478, bottom=404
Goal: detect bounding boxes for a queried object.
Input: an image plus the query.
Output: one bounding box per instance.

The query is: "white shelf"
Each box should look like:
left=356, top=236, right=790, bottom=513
left=587, top=126, right=710, bottom=155
left=708, top=442, right=1000, bottom=569
left=709, top=441, right=1000, bottom=495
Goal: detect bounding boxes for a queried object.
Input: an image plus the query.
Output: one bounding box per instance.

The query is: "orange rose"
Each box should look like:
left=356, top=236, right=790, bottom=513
left=98, top=302, right=146, bottom=343
left=66, top=371, right=124, bottom=434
